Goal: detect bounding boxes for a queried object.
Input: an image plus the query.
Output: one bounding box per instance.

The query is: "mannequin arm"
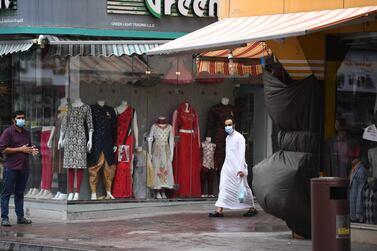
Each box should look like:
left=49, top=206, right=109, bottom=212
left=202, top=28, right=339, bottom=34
left=58, top=132, right=64, bottom=150
left=47, top=127, right=56, bottom=149
left=87, top=130, right=93, bottom=152
left=133, top=111, right=139, bottom=147
left=172, top=110, right=178, bottom=138
left=148, top=125, right=154, bottom=154
left=169, top=125, right=174, bottom=161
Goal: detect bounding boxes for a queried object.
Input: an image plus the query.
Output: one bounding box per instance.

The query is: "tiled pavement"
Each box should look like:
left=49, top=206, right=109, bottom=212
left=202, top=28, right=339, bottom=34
left=0, top=204, right=376, bottom=251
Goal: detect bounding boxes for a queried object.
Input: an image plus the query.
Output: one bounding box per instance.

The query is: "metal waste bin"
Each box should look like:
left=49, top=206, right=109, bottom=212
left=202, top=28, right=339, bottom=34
left=311, top=177, right=350, bottom=251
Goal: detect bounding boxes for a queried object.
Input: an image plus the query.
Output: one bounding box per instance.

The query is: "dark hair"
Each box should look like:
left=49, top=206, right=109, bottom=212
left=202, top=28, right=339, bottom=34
left=12, top=110, right=25, bottom=119
left=224, top=115, right=235, bottom=124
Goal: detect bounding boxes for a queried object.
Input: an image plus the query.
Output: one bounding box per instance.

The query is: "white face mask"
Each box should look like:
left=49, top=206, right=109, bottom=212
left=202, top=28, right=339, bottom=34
left=224, top=126, right=234, bottom=135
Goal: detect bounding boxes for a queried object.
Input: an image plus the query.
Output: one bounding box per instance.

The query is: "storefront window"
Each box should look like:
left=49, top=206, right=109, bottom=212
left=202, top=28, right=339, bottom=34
left=334, top=43, right=377, bottom=225
left=0, top=46, right=265, bottom=203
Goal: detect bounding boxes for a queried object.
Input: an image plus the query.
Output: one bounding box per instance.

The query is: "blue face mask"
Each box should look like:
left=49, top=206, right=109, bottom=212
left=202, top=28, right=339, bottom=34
left=225, top=126, right=234, bottom=135
left=15, top=119, right=25, bottom=128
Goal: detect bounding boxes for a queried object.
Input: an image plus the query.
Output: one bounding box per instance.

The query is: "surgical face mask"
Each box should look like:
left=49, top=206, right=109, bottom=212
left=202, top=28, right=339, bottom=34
left=15, top=119, right=25, bottom=128
left=225, top=126, right=234, bottom=135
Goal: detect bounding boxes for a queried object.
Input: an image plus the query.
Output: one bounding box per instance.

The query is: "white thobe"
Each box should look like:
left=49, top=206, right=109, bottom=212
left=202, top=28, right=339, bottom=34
left=215, top=130, right=255, bottom=209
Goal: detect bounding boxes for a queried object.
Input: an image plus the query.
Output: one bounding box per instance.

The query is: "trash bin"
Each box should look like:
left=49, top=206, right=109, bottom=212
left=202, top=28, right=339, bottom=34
left=311, top=177, right=350, bottom=251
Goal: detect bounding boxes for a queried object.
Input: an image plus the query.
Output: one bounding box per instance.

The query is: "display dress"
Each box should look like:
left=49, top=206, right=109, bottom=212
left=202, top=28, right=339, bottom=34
left=173, top=102, right=201, bottom=197
left=206, top=103, right=236, bottom=170
left=61, top=104, right=93, bottom=169
left=112, top=106, right=135, bottom=198
left=149, top=124, right=174, bottom=190
left=40, top=126, right=53, bottom=191
left=201, top=140, right=216, bottom=196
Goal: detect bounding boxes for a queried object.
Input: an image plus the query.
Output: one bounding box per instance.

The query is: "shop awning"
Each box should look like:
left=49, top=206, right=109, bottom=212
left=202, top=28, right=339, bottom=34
left=147, top=6, right=377, bottom=55
left=0, top=39, right=34, bottom=57
left=46, top=35, right=168, bottom=57
left=200, top=42, right=270, bottom=59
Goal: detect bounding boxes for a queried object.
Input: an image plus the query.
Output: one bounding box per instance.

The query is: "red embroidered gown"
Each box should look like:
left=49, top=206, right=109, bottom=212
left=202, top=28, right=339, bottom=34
left=112, top=107, right=134, bottom=198
left=173, top=102, right=201, bottom=197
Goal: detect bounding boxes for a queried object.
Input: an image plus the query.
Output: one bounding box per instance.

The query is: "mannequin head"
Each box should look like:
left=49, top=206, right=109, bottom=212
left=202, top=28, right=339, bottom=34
left=221, top=97, right=229, bottom=105
left=97, top=100, right=105, bottom=107
left=60, top=97, right=68, bottom=107
left=157, top=117, right=167, bottom=125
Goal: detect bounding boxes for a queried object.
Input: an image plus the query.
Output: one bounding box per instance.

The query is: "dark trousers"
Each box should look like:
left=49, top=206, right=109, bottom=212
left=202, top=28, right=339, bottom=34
left=1, top=168, right=29, bottom=220
left=201, top=169, right=216, bottom=195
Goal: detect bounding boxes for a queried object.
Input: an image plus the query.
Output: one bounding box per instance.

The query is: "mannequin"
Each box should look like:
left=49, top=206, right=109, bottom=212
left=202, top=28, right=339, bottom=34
left=112, top=100, right=139, bottom=198
left=24, top=125, right=43, bottom=198
left=172, top=102, right=202, bottom=197
left=48, top=97, right=68, bottom=200
left=201, top=137, right=216, bottom=197
left=88, top=100, right=117, bottom=200
left=58, top=97, right=94, bottom=200
left=221, top=97, right=229, bottom=106
left=133, top=146, right=154, bottom=199
left=148, top=117, right=174, bottom=199
left=206, top=97, right=236, bottom=182
left=35, top=126, right=55, bottom=199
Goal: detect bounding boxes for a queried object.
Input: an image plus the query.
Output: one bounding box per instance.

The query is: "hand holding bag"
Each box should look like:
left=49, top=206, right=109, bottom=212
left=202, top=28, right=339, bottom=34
left=238, top=177, right=247, bottom=203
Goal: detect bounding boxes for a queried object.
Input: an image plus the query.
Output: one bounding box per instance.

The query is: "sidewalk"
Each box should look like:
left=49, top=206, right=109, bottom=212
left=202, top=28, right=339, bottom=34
left=0, top=202, right=376, bottom=251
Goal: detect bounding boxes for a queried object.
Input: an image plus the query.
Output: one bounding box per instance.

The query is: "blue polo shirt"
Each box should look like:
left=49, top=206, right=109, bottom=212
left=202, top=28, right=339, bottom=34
left=0, top=125, right=31, bottom=170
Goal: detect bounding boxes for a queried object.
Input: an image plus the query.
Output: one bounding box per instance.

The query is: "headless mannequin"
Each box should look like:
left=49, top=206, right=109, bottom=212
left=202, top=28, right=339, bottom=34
left=115, top=101, right=139, bottom=148
left=148, top=117, right=174, bottom=199
left=58, top=98, right=93, bottom=201
left=90, top=100, right=115, bottom=200
left=201, top=137, right=216, bottom=197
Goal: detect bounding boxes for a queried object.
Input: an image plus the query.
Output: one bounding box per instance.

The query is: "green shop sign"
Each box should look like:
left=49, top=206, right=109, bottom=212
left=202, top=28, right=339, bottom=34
left=0, top=0, right=17, bottom=10
left=107, top=0, right=218, bottom=18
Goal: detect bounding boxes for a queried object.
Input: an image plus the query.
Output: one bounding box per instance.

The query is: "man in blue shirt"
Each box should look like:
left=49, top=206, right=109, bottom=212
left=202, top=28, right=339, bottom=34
left=0, top=111, right=38, bottom=226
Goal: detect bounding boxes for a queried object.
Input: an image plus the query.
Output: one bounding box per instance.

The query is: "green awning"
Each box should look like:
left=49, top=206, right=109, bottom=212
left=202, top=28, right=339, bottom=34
left=0, top=40, right=34, bottom=57
left=46, top=35, right=168, bottom=57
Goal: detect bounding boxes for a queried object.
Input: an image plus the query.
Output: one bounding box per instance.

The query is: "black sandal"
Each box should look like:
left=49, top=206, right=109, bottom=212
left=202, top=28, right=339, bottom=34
left=17, top=217, right=32, bottom=224
left=208, top=211, right=224, bottom=217
left=243, top=209, right=258, bottom=217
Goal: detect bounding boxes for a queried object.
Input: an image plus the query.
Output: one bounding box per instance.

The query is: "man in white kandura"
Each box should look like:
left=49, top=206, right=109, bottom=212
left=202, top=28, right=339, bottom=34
left=209, top=116, right=258, bottom=217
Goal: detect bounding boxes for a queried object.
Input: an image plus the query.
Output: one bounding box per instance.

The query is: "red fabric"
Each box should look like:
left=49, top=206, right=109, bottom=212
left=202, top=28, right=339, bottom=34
left=112, top=107, right=134, bottom=198
left=68, top=169, right=83, bottom=193
left=173, top=103, right=201, bottom=197
left=40, top=130, right=53, bottom=190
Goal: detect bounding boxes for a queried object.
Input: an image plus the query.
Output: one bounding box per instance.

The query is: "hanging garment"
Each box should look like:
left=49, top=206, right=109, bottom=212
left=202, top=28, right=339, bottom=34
left=349, top=162, right=368, bottom=222
left=173, top=102, right=201, bottom=197
left=206, top=103, right=236, bottom=170
left=40, top=127, right=53, bottom=190
left=363, top=179, right=377, bottom=224
left=112, top=106, right=135, bottom=198
left=215, top=130, right=255, bottom=209
left=201, top=141, right=216, bottom=195
left=149, top=124, right=174, bottom=190
left=202, top=141, right=216, bottom=170
left=368, top=147, right=377, bottom=178
left=133, top=150, right=154, bottom=199
left=61, top=104, right=93, bottom=169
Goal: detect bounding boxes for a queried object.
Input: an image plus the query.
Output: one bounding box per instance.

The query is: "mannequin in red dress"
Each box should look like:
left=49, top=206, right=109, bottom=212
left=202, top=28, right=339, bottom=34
left=112, top=101, right=139, bottom=198
left=172, top=102, right=201, bottom=197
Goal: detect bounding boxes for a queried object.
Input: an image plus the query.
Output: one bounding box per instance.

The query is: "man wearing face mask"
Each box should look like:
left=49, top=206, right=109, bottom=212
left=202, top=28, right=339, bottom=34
left=0, top=111, right=38, bottom=226
left=209, top=116, right=258, bottom=217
